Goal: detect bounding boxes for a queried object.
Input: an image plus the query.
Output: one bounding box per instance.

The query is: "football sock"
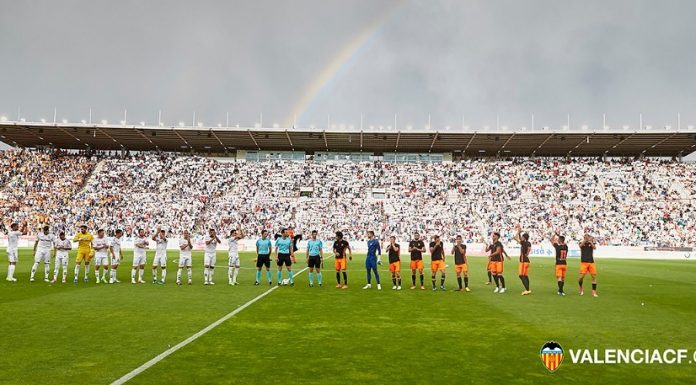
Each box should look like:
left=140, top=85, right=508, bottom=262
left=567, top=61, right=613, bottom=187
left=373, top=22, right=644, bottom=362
left=62, top=266, right=68, bottom=281
left=579, top=278, right=584, bottom=288
left=366, top=270, right=372, bottom=284
left=317, top=272, right=323, bottom=285
left=255, top=270, right=261, bottom=282
left=309, top=272, right=314, bottom=285
left=229, top=267, right=234, bottom=282
left=187, top=269, right=192, bottom=281
left=74, top=265, right=80, bottom=280
left=161, top=270, right=166, bottom=282
left=592, top=283, right=597, bottom=291
left=457, top=277, right=463, bottom=289
left=102, top=268, right=108, bottom=281
left=411, top=274, right=416, bottom=285
left=499, top=275, right=505, bottom=288
left=397, top=278, right=401, bottom=286
left=84, top=265, right=90, bottom=279
left=464, top=277, right=469, bottom=288
left=44, top=263, right=50, bottom=279
left=30, top=262, right=38, bottom=279
left=138, top=269, right=144, bottom=281
left=431, top=276, right=436, bottom=288
left=266, top=271, right=272, bottom=282
left=288, top=271, right=294, bottom=283
left=208, top=268, right=214, bottom=282
left=277, top=271, right=282, bottom=283
left=487, top=271, right=492, bottom=282
left=336, top=272, right=341, bottom=284
left=232, top=267, right=239, bottom=283
left=342, top=272, right=347, bottom=285
left=177, top=268, right=182, bottom=282
left=419, top=274, right=424, bottom=286
left=374, top=270, right=380, bottom=285
left=557, top=280, right=564, bottom=292
left=152, top=268, right=157, bottom=281
left=131, top=268, right=136, bottom=281
left=8, top=264, right=15, bottom=279
left=95, top=268, right=100, bottom=281
left=440, top=276, right=445, bottom=287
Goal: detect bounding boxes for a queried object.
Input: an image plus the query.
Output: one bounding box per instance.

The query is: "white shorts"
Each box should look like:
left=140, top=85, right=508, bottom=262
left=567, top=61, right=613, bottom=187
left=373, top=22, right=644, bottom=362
left=55, top=255, right=69, bottom=266
left=228, top=253, right=240, bottom=268
left=111, top=255, right=121, bottom=266
left=178, top=255, right=192, bottom=268
left=7, top=248, right=18, bottom=263
left=153, top=253, right=167, bottom=267
left=94, top=254, right=109, bottom=266
left=132, top=254, right=147, bottom=267
left=34, top=249, right=51, bottom=264
left=204, top=252, right=216, bottom=267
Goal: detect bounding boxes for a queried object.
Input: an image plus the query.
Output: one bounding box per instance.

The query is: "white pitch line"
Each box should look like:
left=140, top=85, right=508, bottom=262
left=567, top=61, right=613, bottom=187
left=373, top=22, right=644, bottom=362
left=111, top=258, right=332, bottom=385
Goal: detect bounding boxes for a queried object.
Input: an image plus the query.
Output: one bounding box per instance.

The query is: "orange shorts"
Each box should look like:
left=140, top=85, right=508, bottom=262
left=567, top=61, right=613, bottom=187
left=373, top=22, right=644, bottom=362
left=389, top=261, right=401, bottom=273
left=490, top=261, right=504, bottom=274
left=579, top=262, right=597, bottom=275
left=410, top=260, right=424, bottom=270
left=455, top=263, right=468, bottom=273
left=487, top=261, right=494, bottom=271
left=518, top=262, right=530, bottom=276
left=431, top=260, right=445, bottom=272
left=555, top=265, right=567, bottom=279
left=334, top=258, right=347, bottom=271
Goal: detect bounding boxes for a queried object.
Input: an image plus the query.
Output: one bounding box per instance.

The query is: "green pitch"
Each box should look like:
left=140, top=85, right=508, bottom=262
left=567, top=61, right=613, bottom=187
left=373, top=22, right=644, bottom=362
left=0, top=248, right=694, bottom=385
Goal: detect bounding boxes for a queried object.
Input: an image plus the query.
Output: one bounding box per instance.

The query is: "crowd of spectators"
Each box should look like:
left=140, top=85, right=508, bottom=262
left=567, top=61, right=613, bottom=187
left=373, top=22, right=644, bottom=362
left=1, top=149, right=693, bottom=247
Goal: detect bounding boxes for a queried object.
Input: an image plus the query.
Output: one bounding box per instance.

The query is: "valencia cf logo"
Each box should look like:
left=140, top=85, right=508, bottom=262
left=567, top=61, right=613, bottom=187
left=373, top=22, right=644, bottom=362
left=540, top=341, right=564, bottom=372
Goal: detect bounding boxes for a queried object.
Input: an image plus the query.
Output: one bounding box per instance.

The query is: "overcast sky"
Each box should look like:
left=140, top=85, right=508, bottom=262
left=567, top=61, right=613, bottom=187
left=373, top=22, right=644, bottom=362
left=1, top=0, right=696, bottom=148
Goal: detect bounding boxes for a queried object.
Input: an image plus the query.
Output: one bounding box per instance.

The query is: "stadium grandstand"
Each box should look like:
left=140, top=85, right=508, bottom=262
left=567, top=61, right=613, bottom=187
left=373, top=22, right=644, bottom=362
left=1, top=120, right=694, bottom=249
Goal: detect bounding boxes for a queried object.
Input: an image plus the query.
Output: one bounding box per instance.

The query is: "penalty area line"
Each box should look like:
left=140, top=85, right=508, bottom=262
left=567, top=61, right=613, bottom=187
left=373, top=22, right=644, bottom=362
left=111, top=257, right=332, bottom=384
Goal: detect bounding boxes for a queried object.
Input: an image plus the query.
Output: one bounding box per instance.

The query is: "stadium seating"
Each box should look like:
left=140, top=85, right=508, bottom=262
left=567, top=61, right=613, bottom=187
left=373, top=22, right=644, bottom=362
left=0, top=149, right=694, bottom=247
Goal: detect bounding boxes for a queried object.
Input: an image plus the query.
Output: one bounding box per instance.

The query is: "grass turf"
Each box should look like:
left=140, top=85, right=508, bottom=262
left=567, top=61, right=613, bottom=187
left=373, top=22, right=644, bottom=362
left=0, top=248, right=694, bottom=385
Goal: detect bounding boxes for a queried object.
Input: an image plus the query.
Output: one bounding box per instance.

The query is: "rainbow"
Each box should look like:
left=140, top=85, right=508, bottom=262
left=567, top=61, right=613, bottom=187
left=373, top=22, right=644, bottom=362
left=284, top=1, right=404, bottom=127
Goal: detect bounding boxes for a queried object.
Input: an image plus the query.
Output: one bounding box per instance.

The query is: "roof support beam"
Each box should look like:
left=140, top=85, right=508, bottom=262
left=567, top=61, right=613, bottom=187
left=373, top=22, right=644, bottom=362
left=605, top=133, right=636, bottom=154
left=172, top=130, right=191, bottom=149
left=284, top=130, right=294, bottom=150
left=428, top=132, right=439, bottom=153
left=462, top=132, right=477, bottom=156
left=247, top=129, right=261, bottom=150
left=497, top=133, right=516, bottom=155
left=322, top=130, right=328, bottom=151
left=394, top=131, right=400, bottom=151
left=532, top=134, right=554, bottom=155
left=360, top=130, right=364, bottom=150
left=95, top=128, right=123, bottom=148
left=209, top=130, right=225, bottom=149
left=640, top=132, right=678, bottom=154
left=568, top=133, right=593, bottom=155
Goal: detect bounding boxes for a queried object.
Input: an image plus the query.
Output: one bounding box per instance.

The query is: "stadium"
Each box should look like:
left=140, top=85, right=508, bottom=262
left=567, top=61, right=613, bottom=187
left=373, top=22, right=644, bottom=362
left=2, top=1, right=696, bottom=385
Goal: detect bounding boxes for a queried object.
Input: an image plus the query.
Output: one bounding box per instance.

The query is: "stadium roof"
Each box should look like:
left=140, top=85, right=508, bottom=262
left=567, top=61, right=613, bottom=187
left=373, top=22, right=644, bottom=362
left=1, top=121, right=695, bottom=157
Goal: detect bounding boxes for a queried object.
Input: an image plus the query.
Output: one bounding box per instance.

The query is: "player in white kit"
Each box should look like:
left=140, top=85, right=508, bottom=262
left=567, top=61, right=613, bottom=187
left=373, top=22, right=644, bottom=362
left=132, top=229, right=149, bottom=284
left=227, top=225, right=245, bottom=285
left=109, top=229, right=123, bottom=284
left=203, top=228, right=220, bottom=285
left=151, top=227, right=168, bottom=284
left=30, top=226, right=55, bottom=282
left=5, top=222, right=27, bottom=282
left=177, top=230, right=193, bottom=285
left=52, top=231, right=72, bottom=283
left=92, top=229, right=110, bottom=283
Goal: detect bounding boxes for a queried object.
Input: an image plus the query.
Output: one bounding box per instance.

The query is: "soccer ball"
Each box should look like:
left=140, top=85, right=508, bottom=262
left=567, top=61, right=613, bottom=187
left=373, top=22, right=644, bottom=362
left=281, top=278, right=290, bottom=286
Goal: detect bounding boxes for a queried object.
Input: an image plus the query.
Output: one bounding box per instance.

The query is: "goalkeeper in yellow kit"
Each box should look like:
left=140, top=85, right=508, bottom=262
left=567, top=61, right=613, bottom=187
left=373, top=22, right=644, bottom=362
left=73, top=225, right=94, bottom=283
